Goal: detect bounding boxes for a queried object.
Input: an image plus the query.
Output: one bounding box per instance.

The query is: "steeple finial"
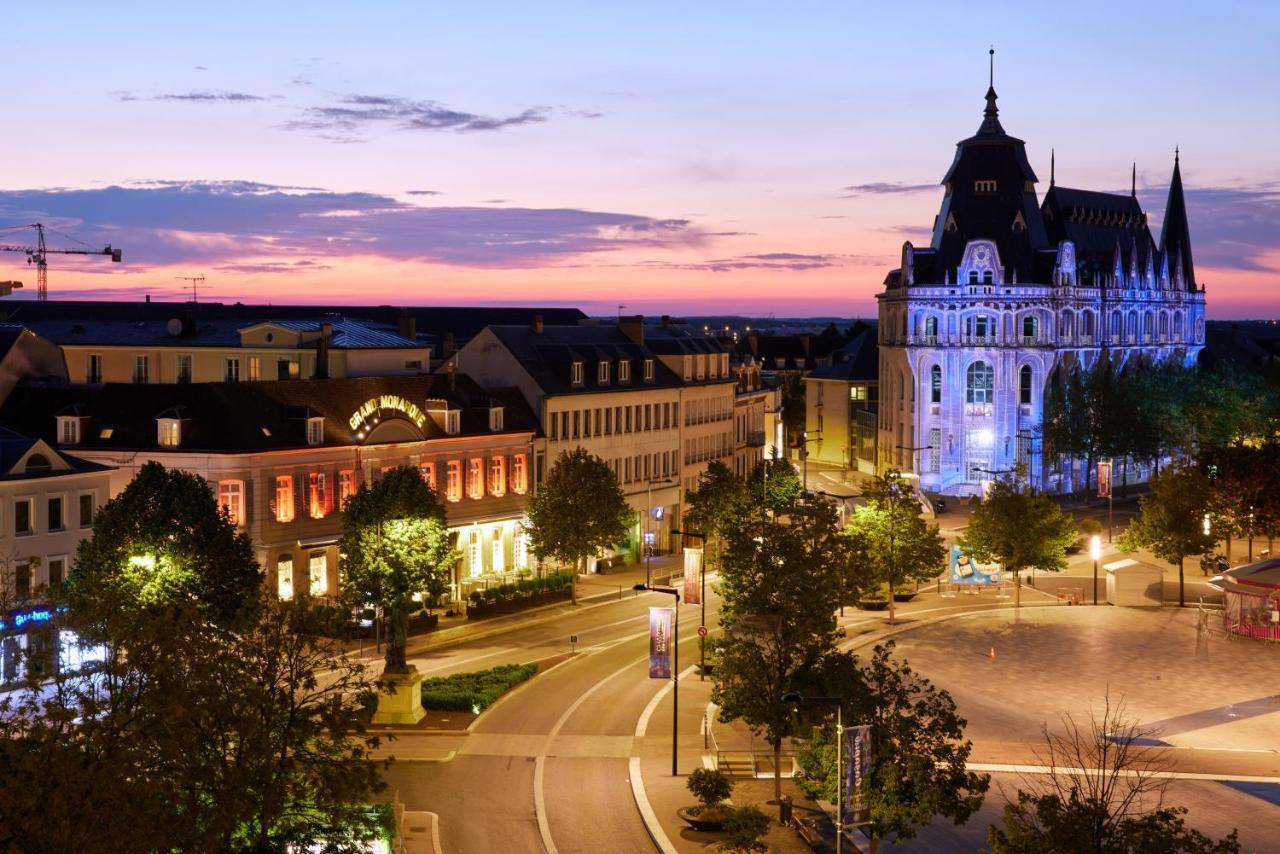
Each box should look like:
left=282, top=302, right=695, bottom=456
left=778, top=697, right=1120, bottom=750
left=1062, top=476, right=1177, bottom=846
left=989, top=46, right=994, bottom=89
left=1050, top=148, right=1055, bottom=187
left=978, top=47, right=1004, bottom=135
left=1131, top=162, right=1136, bottom=197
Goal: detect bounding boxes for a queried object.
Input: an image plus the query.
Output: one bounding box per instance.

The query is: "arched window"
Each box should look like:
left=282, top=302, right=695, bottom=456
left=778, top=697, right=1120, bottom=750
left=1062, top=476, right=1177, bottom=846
left=931, top=365, right=942, bottom=404
left=1019, top=365, right=1033, bottom=405
left=968, top=271, right=979, bottom=284
left=924, top=316, right=938, bottom=338
left=966, top=361, right=994, bottom=404
left=1022, top=316, right=1038, bottom=340
left=982, top=270, right=993, bottom=284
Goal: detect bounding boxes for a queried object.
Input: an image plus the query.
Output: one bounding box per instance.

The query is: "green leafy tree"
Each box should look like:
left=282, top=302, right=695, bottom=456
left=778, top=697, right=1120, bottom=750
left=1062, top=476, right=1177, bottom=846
left=525, top=448, right=633, bottom=605
left=340, top=465, right=457, bottom=674
left=986, top=698, right=1238, bottom=854
left=846, top=470, right=946, bottom=623
left=748, top=450, right=803, bottom=513
left=1119, top=464, right=1215, bottom=607
left=684, top=460, right=750, bottom=569
left=712, top=498, right=863, bottom=801
left=958, top=468, right=1076, bottom=607
left=69, top=461, right=261, bottom=630
left=795, top=645, right=988, bottom=851
left=780, top=373, right=806, bottom=449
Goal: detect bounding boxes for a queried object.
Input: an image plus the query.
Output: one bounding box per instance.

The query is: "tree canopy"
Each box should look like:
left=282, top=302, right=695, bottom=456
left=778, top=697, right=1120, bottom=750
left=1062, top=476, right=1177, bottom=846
left=683, top=460, right=749, bottom=568
left=340, top=465, right=457, bottom=673
left=1119, top=464, right=1216, bottom=607
left=747, top=451, right=803, bottom=513
left=525, top=448, right=633, bottom=604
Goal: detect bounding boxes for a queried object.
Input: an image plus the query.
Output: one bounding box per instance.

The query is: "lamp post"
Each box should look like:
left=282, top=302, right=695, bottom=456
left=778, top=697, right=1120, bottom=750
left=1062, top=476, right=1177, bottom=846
left=636, top=583, right=680, bottom=776
left=894, top=443, right=932, bottom=481
left=645, top=477, right=675, bottom=587
left=672, top=528, right=706, bottom=679
left=783, top=692, right=845, bottom=854
left=1090, top=534, right=1101, bottom=606
left=799, top=430, right=822, bottom=497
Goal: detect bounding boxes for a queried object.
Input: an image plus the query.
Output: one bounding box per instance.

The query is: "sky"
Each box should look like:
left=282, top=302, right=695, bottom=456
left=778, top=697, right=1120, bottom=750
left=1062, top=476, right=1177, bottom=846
left=1, top=1, right=1277, bottom=318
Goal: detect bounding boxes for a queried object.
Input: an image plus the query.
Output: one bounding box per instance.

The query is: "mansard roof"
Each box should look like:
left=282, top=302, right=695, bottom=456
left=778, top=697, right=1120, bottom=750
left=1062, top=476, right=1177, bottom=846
left=1041, top=185, right=1157, bottom=276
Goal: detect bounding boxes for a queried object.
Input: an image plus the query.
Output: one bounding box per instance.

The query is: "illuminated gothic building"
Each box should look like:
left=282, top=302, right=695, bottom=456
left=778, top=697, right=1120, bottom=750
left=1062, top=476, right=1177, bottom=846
left=877, top=67, right=1206, bottom=495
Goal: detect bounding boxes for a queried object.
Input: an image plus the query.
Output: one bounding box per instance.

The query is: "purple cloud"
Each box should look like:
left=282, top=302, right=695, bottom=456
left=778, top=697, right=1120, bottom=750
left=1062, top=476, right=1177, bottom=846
left=841, top=181, right=937, bottom=197
left=286, top=94, right=548, bottom=138
left=120, top=90, right=270, bottom=103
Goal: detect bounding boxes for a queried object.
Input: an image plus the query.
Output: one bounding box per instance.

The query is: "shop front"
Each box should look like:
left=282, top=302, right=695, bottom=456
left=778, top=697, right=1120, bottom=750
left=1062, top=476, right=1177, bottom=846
left=1210, top=559, right=1280, bottom=641
left=452, top=516, right=535, bottom=603
left=1, top=606, right=106, bottom=687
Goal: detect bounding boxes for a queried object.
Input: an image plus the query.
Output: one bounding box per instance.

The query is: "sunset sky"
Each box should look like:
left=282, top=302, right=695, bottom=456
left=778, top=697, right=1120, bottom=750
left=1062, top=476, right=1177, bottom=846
left=2, top=2, right=1277, bottom=317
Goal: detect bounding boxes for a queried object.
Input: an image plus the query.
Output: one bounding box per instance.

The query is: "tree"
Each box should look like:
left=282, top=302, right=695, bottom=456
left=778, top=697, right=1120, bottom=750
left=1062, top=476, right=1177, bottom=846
left=958, top=469, right=1076, bottom=607
left=69, top=461, right=261, bottom=630
left=683, top=460, right=749, bottom=569
left=747, top=450, right=803, bottom=513
left=846, top=470, right=946, bottom=623
left=1119, top=464, right=1215, bottom=607
left=712, top=498, right=864, bottom=801
left=340, top=465, right=457, bottom=674
left=780, top=372, right=806, bottom=449
left=0, top=595, right=387, bottom=853
left=795, top=645, right=989, bottom=852
left=525, top=448, right=633, bottom=605
left=986, top=697, right=1239, bottom=853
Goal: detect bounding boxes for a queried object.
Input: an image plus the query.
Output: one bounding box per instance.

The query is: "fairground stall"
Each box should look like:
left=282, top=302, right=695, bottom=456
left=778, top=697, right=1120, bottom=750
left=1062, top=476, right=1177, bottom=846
left=1209, top=559, right=1280, bottom=640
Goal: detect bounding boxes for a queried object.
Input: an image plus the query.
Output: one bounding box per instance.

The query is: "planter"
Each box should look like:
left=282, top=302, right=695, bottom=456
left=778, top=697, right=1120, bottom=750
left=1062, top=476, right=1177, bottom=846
left=467, top=586, right=571, bottom=620
left=892, top=591, right=918, bottom=603
left=858, top=599, right=890, bottom=611
left=407, top=612, right=440, bottom=633
left=678, top=806, right=730, bottom=833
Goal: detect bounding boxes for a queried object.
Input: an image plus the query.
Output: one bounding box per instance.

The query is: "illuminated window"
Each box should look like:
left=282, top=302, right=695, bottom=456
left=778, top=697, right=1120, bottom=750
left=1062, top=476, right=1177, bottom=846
left=217, top=480, right=245, bottom=526
left=306, top=417, right=324, bottom=446
left=447, top=461, right=462, bottom=502
left=248, top=356, right=261, bottom=382
left=275, top=475, right=295, bottom=523
left=157, top=419, right=181, bottom=448
left=966, top=361, right=993, bottom=404
left=510, top=453, right=528, bottom=494
left=488, top=457, right=506, bottom=497
left=467, top=458, right=484, bottom=499
left=308, top=551, right=327, bottom=596
left=338, top=470, right=356, bottom=507
left=514, top=528, right=529, bottom=569
left=489, top=407, right=504, bottom=432
left=446, top=410, right=460, bottom=435
left=491, top=527, right=505, bottom=574
left=277, top=555, right=294, bottom=600
left=59, top=417, right=79, bottom=444
left=974, top=179, right=997, bottom=193
left=309, top=472, right=329, bottom=519
left=419, top=462, right=436, bottom=491
left=468, top=529, right=482, bottom=577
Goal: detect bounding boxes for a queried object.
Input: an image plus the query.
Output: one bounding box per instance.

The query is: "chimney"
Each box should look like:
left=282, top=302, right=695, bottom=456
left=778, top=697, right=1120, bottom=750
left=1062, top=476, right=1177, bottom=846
left=315, top=322, right=332, bottom=380
left=532, top=315, right=544, bottom=334
left=618, top=314, right=645, bottom=346
left=397, top=312, right=417, bottom=341
left=447, top=358, right=456, bottom=390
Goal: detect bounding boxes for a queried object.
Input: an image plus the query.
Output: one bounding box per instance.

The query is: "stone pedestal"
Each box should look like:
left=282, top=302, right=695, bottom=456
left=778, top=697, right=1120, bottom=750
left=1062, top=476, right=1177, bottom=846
left=372, top=665, right=426, bottom=725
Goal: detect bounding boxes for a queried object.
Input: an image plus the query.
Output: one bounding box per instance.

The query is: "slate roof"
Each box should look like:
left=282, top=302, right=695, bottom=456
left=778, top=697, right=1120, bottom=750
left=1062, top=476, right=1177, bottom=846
left=808, top=330, right=878, bottom=382
left=643, top=324, right=727, bottom=357
left=1159, top=153, right=1197, bottom=290
left=484, top=325, right=685, bottom=396
left=0, top=316, right=420, bottom=350
left=0, top=374, right=538, bottom=454
left=0, top=428, right=111, bottom=481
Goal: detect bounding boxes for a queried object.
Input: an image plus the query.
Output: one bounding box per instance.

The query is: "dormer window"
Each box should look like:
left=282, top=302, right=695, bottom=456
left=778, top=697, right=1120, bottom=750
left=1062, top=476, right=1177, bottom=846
left=446, top=410, right=460, bottom=435
left=598, top=361, right=610, bottom=385
left=489, top=406, right=504, bottom=432
left=571, top=361, right=584, bottom=386
left=306, top=417, right=325, bottom=446
left=58, top=416, right=83, bottom=445
left=975, top=179, right=997, bottom=193
left=157, top=419, right=182, bottom=448
left=643, top=359, right=655, bottom=382
left=619, top=359, right=631, bottom=383
left=682, top=356, right=692, bottom=381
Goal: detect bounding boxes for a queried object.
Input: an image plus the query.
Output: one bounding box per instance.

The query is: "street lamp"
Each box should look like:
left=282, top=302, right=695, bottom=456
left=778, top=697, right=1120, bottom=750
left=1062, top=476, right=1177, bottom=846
left=783, top=692, right=845, bottom=854
left=799, top=430, right=822, bottom=496
left=1090, top=534, right=1101, bottom=606
left=635, top=582, right=681, bottom=776
left=645, top=477, right=675, bottom=587
left=672, top=528, right=707, bottom=679
left=894, top=443, right=932, bottom=480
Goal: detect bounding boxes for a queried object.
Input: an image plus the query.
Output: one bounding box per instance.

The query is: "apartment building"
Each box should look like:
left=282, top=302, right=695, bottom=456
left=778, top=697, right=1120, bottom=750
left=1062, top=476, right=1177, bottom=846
left=804, top=329, right=879, bottom=474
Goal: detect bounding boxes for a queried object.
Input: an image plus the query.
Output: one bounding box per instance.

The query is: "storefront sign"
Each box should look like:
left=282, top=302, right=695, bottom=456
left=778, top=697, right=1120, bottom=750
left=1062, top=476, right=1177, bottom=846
left=1097, top=460, right=1112, bottom=499
left=348, top=395, right=427, bottom=433
left=845, top=724, right=872, bottom=826
left=0, top=607, right=54, bottom=632
left=648, top=607, right=674, bottom=679
left=683, top=547, right=703, bottom=606
left=950, top=544, right=1001, bottom=585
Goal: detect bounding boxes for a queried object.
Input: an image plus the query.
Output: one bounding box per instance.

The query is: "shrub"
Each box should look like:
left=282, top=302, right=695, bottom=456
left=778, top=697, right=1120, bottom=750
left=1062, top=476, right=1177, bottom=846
left=419, top=662, right=538, bottom=712
left=687, top=768, right=733, bottom=808
left=724, top=805, right=770, bottom=850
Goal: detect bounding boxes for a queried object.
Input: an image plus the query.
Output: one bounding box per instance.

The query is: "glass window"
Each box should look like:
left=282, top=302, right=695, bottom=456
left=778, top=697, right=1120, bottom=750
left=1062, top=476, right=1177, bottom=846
left=447, top=461, right=463, bottom=502
left=79, top=493, right=94, bottom=528
left=275, top=475, right=295, bottom=523
left=48, top=558, right=65, bottom=588
left=571, top=361, right=584, bottom=385
left=619, top=360, right=631, bottom=382
left=15, top=499, right=32, bottom=535
left=510, top=454, right=528, bottom=494
left=309, top=551, right=327, bottom=597
left=468, top=530, right=483, bottom=577
left=309, top=472, right=329, bottom=519
left=924, top=316, right=938, bottom=337
left=598, top=361, right=610, bottom=384
left=930, top=365, right=942, bottom=404
left=87, top=353, right=103, bottom=384
left=467, top=459, right=484, bottom=499
left=177, top=354, right=193, bottom=383
left=488, top=457, right=506, bottom=497
left=134, top=355, right=149, bottom=384
left=446, top=410, right=460, bottom=435
left=248, top=356, right=261, bottom=382
left=1022, top=316, right=1038, bottom=339
left=966, top=361, right=994, bottom=404
left=307, top=419, right=324, bottom=446
left=491, top=528, right=505, bottom=574
left=338, top=470, right=356, bottom=507
left=47, top=497, right=64, bottom=531
left=419, top=462, right=436, bottom=491
left=217, top=480, right=245, bottom=526
left=158, top=420, right=180, bottom=448
left=974, top=315, right=991, bottom=338
left=1020, top=365, right=1033, bottom=405
left=277, top=556, right=294, bottom=600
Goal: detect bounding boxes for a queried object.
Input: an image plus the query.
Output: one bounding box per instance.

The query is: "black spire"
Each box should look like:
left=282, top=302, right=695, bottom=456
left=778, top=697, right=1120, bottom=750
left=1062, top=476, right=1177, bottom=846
left=1158, top=148, right=1196, bottom=290
left=1131, top=162, right=1136, bottom=197
left=978, top=47, right=1005, bottom=136
left=1050, top=148, right=1055, bottom=187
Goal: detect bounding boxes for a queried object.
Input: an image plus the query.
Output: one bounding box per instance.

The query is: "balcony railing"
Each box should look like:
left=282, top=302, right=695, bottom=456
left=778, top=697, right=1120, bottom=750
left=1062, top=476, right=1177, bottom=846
left=744, top=430, right=766, bottom=448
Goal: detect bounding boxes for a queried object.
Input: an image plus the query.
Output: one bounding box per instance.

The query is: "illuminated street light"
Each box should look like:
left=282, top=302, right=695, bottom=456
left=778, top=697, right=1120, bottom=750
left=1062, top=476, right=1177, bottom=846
left=1090, top=534, right=1101, bottom=605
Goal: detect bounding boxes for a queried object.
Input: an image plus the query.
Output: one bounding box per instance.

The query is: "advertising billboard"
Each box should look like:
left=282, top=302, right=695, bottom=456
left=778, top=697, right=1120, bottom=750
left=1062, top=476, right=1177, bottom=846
left=683, top=547, right=703, bottom=606
left=845, top=724, right=872, bottom=826
left=648, top=607, right=674, bottom=679
left=950, top=544, right=1001, bottom=585
left=1097, top=460, right=1112, bottom=499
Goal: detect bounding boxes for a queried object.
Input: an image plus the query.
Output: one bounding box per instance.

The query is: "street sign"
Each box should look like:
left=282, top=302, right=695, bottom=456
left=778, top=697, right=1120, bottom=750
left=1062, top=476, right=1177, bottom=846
left=697, top=625, right=708, bottom=637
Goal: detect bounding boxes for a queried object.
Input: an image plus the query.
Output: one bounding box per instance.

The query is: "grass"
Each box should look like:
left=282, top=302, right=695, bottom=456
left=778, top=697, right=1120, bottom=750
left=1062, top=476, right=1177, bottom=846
left=419, top=662, right=539, bottom=713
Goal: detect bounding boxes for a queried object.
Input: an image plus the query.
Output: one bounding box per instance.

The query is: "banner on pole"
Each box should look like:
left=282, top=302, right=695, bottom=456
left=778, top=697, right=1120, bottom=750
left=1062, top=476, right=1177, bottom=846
left=683, top=547, right=703, bottom=606
left=648, top=607, right=674, bottom=679
left=1097, top=460, right=1112, bottom=499
left=844, top=724, right=871, bottom=826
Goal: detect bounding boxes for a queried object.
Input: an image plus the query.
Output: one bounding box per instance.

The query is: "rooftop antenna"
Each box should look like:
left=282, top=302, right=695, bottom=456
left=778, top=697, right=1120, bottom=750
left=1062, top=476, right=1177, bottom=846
left=618, top=304, right=626, bottom=318
left=175, top=274, right=205, bottom=303
left=989, top=46, right=994, bottom=89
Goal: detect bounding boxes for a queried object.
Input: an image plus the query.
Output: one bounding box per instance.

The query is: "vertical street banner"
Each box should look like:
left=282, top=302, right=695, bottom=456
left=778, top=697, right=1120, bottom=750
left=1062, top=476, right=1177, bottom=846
left=648, top=607, right=674, bottom=679
left=844, top=724, right=872, bottom=826
left=1097, top=460, right=1112, bottom=499
left=683, top=546, right=703, bottom=606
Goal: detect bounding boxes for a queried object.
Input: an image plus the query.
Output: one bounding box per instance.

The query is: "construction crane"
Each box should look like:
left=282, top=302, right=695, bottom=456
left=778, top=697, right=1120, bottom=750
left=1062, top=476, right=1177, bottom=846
left=175, top=275, right=205, bottom=303
left=0, top=222, right=122, bottom=301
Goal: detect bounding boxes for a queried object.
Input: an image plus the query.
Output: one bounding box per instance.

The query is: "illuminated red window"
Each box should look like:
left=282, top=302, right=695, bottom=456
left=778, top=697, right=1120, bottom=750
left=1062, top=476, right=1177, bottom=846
left=419, top=462, right=436, bottom=491
left=488, top=457, right=506, bottom=497
left=467, top=458, right=484, bottom=500
left=338, top=470, right=356, bottom=507
left=309, top=472, right=330, bottom=519
left=447, top=461, right=462, bottom=503
left=510, top=454, right=528, bottom=495
left=274, top=475, right=295, bottom=523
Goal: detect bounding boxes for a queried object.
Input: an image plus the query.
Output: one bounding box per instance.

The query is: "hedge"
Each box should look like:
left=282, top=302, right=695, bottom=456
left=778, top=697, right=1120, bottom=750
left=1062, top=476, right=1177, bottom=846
left=419, top=662, right=539, bottom=712
left=467, top=572, right=573, bottom=607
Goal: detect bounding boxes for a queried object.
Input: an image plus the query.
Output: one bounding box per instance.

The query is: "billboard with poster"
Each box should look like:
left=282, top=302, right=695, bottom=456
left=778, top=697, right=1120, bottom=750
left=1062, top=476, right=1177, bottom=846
left=1097, top=460, right=1112, bottom=499
left=950, top=544, right=1001, bottom=585
left=844, top=724, right=872, bottom=826
left=648, top=608, right=674, bottom=679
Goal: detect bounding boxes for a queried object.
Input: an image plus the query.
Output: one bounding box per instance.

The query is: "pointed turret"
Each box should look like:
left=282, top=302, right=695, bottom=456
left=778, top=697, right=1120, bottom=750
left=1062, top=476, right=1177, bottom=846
left=1158, top=149, right=1196, bottom=290
left=977, top=48, right=1005, bottom=136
